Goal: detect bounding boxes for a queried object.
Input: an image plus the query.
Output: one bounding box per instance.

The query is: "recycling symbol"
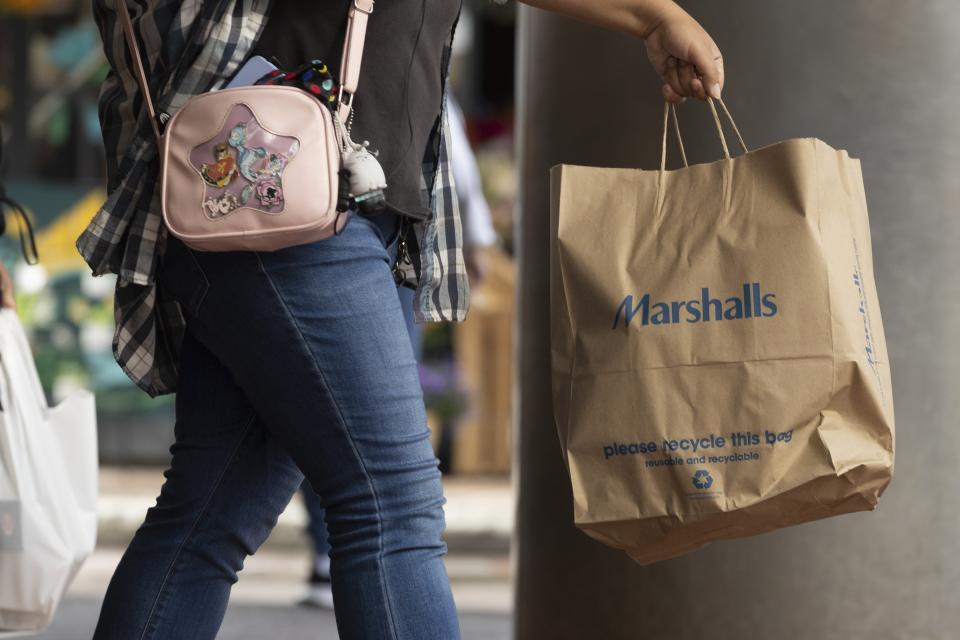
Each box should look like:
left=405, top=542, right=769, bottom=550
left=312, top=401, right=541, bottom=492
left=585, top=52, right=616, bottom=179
left=692, top=469, right=714, bottom=490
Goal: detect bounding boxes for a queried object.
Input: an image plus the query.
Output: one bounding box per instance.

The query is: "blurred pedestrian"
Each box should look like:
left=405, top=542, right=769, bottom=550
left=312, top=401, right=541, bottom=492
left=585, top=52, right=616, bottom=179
left=81, top=1, right=724, bottom=638
left=448, top=95, right=499, bottom=286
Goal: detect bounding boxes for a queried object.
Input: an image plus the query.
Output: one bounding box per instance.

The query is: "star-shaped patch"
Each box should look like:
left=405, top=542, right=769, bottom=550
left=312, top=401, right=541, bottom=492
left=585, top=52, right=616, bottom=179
left=189, top=103, right=300, bottom=219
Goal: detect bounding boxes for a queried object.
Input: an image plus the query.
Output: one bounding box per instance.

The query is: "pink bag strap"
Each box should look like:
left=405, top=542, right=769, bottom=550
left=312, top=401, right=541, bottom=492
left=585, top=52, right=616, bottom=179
left=338, top=0, right=374, bottom=124
left=115, top=0, right=375, bottom=147
left=115, top=0, right=163, bottom=148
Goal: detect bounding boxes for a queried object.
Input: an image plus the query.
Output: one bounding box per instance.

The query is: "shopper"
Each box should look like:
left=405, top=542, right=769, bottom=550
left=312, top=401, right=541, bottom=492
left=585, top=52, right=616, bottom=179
left=83, top=1, right=723, bottom=638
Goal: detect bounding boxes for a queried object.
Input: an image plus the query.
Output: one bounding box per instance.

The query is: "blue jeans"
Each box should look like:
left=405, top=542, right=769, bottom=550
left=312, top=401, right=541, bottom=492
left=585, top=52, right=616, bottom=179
left=94, top=213, right=460, bottom=640
left=304, top=277, right=425, bottom=563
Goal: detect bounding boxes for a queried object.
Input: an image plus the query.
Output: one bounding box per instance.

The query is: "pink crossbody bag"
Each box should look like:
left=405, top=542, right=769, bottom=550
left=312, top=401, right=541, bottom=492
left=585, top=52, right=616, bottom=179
left=116, top=0, right=374, bottom=252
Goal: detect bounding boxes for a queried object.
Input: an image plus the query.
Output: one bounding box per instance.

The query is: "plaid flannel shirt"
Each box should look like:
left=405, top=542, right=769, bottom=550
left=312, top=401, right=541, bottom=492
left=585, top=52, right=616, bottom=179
left=78, top=0, right=469, bottom=397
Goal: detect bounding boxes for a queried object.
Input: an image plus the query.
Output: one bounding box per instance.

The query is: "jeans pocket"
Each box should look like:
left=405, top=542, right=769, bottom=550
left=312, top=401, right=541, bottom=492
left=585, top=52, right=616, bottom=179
left=355, top=212, right=402, bottom=250
left=160, top=235, right=210, bottom=319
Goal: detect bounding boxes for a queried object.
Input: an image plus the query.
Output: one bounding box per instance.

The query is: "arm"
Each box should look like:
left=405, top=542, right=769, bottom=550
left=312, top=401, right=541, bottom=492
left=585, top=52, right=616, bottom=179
left=517, top=0, right=724, bottom=103
left=0, top=263, right=14, bottom=310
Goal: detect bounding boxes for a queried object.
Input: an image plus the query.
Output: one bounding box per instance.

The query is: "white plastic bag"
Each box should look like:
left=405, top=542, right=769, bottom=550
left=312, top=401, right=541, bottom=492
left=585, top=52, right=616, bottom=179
left=0, top=308, right=97, bottom=636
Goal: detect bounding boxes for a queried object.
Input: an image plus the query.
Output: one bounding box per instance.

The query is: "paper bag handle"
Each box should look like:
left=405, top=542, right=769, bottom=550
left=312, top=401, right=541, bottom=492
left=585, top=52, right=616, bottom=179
left=660, top=97, right=749, bottom=171
left=660, top=103, right=688, bottom=169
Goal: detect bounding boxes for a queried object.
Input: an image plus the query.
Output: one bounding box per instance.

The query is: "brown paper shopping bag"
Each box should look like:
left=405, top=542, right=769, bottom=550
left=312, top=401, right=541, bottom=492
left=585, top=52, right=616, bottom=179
left=550, top=100, right=894, bottom=565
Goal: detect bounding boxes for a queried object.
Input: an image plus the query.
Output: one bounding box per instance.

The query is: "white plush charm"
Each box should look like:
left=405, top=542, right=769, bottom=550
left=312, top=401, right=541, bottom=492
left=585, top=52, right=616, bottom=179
left=335, top=117, right=387, bottom=213
left=343, top=141, right=387, bottom=212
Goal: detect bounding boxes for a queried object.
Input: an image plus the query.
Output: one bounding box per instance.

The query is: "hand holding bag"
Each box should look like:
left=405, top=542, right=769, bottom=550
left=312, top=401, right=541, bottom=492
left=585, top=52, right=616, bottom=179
left=116, top=0, right=374, bottom=252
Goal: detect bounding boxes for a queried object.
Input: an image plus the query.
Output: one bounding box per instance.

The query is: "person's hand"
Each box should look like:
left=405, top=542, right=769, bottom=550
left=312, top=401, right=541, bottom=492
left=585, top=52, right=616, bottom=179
left=0, top=263, right=15, bottom=310
left=643, top=3, right=724, bottom=104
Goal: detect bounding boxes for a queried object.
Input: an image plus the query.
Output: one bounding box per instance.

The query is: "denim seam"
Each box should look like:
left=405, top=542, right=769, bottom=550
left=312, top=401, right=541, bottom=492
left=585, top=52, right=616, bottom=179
left=184, top=247, right=210, bottom=316
left=252, top=251, right=401, bottom=640
left=138, top=413, right=257, bottom=640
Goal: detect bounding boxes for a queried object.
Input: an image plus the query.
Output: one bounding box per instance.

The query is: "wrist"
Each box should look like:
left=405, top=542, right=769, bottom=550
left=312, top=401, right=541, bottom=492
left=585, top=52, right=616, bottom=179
left=634, top=0, right=687, bottom=39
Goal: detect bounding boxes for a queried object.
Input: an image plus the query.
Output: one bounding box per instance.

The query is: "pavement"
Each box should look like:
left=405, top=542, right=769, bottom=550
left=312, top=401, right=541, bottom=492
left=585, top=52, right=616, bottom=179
left=37, top=548, right=511, bottom=639
left=34, top=467, right=514, bottom=639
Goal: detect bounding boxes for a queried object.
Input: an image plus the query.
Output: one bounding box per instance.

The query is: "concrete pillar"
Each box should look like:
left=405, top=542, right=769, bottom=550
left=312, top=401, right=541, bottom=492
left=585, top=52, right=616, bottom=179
left=513, top=2, right=959, bottom=638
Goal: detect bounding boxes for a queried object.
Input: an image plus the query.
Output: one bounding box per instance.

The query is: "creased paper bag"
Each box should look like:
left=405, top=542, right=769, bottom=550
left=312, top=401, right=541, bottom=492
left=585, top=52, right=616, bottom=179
left=550, top=102, right=894, bottom=564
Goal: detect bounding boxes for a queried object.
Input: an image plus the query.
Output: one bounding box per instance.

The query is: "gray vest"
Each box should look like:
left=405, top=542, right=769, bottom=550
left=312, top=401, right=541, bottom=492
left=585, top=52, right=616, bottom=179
left=251, top=0, right=462, bottom=219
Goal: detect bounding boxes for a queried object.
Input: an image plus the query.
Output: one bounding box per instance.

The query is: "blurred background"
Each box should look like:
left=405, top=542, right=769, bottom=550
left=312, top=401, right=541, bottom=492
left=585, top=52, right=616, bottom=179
left=2, top=0, right=959, bottom=639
